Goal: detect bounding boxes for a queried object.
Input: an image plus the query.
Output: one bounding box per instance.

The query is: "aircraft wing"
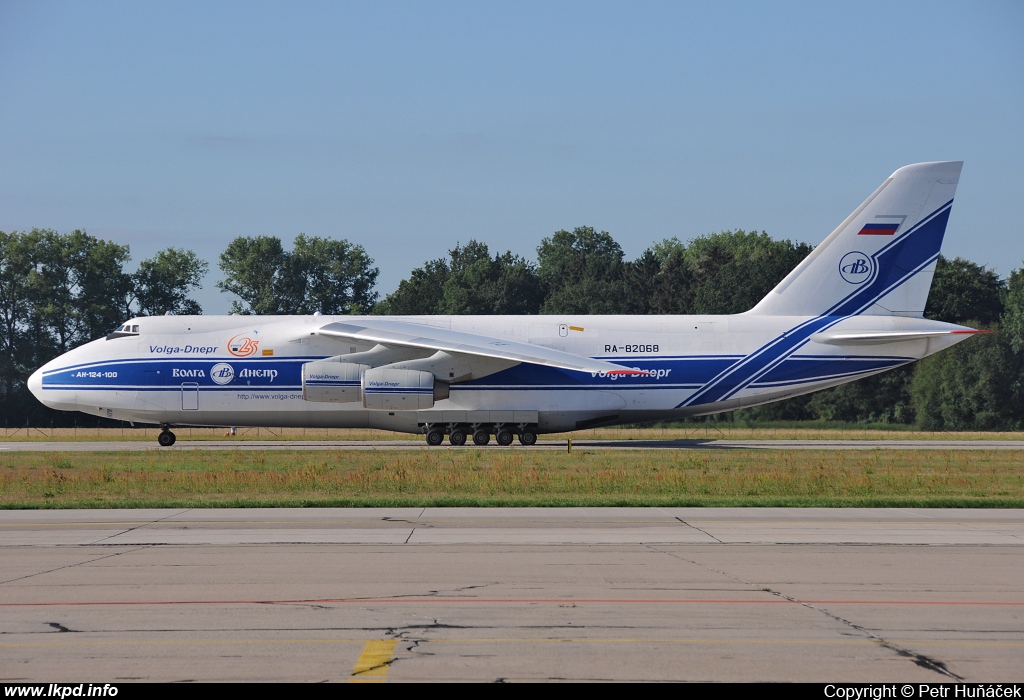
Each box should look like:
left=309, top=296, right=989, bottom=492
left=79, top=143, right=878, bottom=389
left=317, top=319, right=643, bottom=375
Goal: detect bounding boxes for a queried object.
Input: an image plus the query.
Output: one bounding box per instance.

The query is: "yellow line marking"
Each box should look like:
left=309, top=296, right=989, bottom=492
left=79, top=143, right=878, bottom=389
left=350, top=639, right=397, bottom=683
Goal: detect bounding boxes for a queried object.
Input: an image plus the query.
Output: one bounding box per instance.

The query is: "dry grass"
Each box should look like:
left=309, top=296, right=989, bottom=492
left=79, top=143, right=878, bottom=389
left=2, top=448, right=1021, bottom=508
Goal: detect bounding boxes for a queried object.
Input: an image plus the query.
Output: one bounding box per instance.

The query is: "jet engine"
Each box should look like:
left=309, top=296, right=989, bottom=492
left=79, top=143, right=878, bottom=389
left=361, top=368, right=449, bottom=410
left=301, top=361, right=369, bottom=403
left=302, top=361, right=449, bottom=409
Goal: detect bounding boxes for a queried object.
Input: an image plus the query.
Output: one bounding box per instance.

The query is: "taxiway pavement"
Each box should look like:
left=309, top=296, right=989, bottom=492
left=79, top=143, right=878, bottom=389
left=1, top=508, right=1022, bottom=682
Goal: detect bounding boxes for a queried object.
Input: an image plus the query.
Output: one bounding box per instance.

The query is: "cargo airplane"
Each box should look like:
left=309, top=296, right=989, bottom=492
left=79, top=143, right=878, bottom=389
left=30, top=161, right=980, bottom=446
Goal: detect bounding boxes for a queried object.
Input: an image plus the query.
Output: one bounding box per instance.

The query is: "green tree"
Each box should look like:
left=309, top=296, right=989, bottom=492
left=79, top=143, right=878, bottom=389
left=1000, top=266, right=1024, bottom=354
left=376, top=240, right=542, bottom=316
left=0, top=231, right=37, bottom=421
left=621, top=243, right=703, bottom=315
left=217, top=234, right=378, bottom=315
left=684, top=230, right=811, bottom=314
left=375, top=258, right=450, bottom=315
left=911, top=329, right=1021, bottom=430
left=485, top=251, right=544, bottom=315
left=26, top=230, right=133, bottom=350
left=625, top=231, right=811, bottom=316
left=285, top=234, right=379, bottom=315
left=435, top=241, right=495, bottom=315
left=217, top=236, right=288, bottom=315
left=1, top=228, right=172, bottom=427
left=807, top=366, right=917, bottom=424
left=133, top=248, right=209, bottom=316
left=924, top=255, right=1004, bottom=325
left=440, top=241, right=542, bottom=315
left=537, top=226, right=625, bottom=314
left=78, top=237, right=133, bottom=339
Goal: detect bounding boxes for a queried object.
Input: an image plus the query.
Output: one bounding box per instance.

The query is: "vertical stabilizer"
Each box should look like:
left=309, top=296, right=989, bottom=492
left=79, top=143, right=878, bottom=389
left=749, top=161, right=962, bottom=317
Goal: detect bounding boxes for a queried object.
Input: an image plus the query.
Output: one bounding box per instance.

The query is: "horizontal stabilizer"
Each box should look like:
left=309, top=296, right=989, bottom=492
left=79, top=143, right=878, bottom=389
left=318, top=319, right=644, bottom=375
left=811, top=329, right=988, bottom=346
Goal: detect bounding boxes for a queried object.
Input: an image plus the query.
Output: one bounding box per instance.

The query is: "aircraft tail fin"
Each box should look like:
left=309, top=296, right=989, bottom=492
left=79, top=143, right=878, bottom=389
left=748, top=161, right=962, bottom=317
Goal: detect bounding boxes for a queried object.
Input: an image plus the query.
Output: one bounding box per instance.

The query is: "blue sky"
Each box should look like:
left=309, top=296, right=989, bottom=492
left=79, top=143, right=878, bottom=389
left=2, top=1, right=1021, bottom=313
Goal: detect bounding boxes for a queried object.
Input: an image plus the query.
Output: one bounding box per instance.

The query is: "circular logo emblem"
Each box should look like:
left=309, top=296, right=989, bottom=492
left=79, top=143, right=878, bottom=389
left=839, top=252, right=874, bottom=285
left=210, top=363, right=235, bottom=385
left=228, top=334, right=259, bottom=357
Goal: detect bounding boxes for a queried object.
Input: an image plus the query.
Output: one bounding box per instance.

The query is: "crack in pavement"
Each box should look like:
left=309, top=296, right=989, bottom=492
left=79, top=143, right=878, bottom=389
left=254, top=585, right=499, bottom=605
left=87, top=509, right=193, bottom=544
left=452, top=582, right=498, bottom=593
left=668, top=514, right=723, bottom=543
left=46, top=622, right=76, bottom=633
left=381, top=517, right=431, bottom=527
left=643, top=544, right=964, bottom=681
left=399, top=508, right=431, bottom=543
left=3, top=622, right=653, bottom=636
left=350, top=658, right=396, bottom=677
left=1, top=511, right=188, bottom=587
left=0, top=545, right=151, bottom=585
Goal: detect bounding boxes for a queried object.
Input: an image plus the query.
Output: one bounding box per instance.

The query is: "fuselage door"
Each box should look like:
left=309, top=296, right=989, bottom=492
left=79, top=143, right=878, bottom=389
left=181, top=382, right=199, bottom=410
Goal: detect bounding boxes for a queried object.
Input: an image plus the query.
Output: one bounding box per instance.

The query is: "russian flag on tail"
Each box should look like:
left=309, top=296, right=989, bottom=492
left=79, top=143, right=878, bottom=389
left=858, top=222, right=900, bottom=235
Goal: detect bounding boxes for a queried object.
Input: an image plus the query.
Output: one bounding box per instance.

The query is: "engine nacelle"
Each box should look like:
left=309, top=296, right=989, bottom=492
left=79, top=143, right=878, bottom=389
left=301, top=361, right=369, bottom=403
left=361, top=368, right=449, bottom=410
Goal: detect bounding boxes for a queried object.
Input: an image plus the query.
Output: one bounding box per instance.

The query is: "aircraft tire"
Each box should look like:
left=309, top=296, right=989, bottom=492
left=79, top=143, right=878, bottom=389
left=449, top=428, right=467, bottom=446
left=472, top=430, right=490, bottom=446
left=518, top=431, right=537, bottom=446
left=496, top=429, right=514, bottom=446
left=158, top=430, right=176, bottom=447
left=426, top=431, right=444, bottom=446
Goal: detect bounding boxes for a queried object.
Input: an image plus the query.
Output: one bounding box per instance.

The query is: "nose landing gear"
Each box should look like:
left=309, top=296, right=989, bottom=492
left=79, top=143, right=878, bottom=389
left=157, top=429, right=176, bottom=447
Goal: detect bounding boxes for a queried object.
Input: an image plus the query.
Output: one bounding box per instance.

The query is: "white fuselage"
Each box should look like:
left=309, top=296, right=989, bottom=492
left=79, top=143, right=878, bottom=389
left=29, top=312, right=968, bottom=434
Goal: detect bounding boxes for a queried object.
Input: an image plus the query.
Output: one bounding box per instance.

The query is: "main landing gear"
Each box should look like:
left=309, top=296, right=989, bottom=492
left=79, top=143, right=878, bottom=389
left=158, top=427, right=176, bottom=447
left=422, top=423, right=538, bottom=447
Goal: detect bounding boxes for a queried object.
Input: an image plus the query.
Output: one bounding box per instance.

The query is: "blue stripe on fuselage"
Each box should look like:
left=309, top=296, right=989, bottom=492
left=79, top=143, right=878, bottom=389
left=41, top=358, right=311, bottom=390
left=41, top=354, right=899, bottom=396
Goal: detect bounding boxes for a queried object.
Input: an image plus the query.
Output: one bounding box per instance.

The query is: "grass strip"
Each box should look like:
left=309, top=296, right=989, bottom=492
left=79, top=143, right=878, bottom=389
left=2, top=448, right=1022, bottom=509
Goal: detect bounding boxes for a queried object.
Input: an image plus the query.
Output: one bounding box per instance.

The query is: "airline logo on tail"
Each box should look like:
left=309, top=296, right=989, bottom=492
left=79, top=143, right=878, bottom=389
left=839, top=252, right=874, bottom=284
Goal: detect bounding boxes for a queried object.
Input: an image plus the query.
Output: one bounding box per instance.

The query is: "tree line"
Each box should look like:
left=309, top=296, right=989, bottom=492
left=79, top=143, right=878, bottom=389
left=3, top=226, right=1023, bottom=430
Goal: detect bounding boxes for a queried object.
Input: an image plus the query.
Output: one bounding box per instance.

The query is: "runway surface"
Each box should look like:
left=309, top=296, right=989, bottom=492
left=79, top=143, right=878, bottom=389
left=3, top=438, right=1024, bottom=451
left=2, top=508, right=1022, bottom=682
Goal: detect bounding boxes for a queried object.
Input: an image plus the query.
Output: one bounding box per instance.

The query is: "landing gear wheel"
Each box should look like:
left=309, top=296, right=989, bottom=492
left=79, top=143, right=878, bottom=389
left=449, top=428, right=467, bottom=446
left=158, top=430, right=176, bottom=447
left=472, top=430, right=490, bottom=446
left=496, top=429, right=514, bottom=446
left=518, top=431, right=537, bottom=446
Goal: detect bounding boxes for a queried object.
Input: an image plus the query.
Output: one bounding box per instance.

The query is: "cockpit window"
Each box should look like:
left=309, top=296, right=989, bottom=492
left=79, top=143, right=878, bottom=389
left=106, top=322, right=141, bottom=340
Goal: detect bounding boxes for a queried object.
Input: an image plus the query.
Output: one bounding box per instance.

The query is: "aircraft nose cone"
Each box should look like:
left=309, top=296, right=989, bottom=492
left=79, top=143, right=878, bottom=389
left=28, top=367, right=43, bottom=402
